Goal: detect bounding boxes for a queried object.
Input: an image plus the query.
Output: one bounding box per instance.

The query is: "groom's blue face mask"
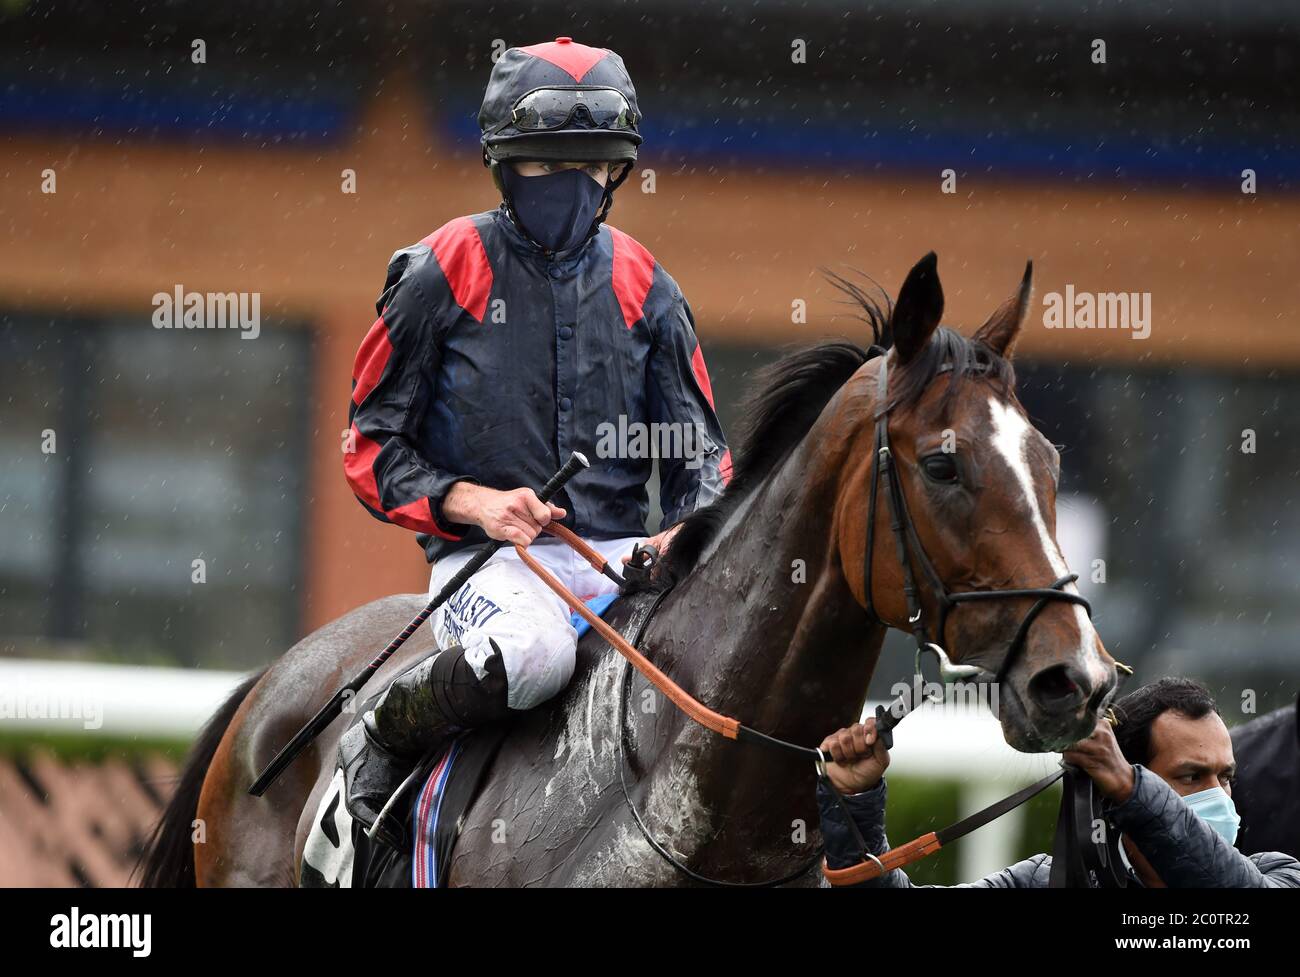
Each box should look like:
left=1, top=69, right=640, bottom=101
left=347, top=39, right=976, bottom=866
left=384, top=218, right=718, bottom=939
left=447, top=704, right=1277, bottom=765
left=1119, top=783, right=1240, bottom=879
left=1181, top=785, right=1241, bottom=846
left=501, top=165, right=607, bottom=253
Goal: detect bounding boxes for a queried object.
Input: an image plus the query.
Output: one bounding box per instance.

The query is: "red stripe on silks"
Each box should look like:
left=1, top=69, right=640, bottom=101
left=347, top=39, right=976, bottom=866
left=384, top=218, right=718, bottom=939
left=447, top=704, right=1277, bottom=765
left=608, top=226, right=656, bottom=329
left=518, top=40, right=609, bottom=82
left=690, top=342, right=717, bottom=409
left=689, top=343, right=731, bottom=484
left=343, top=427, right=385, bottom=510
left=343, top=426, right=460, bottom=540
left=351, top=315, right=393, bottom=406
left=422, top=217, right=492, bottom=323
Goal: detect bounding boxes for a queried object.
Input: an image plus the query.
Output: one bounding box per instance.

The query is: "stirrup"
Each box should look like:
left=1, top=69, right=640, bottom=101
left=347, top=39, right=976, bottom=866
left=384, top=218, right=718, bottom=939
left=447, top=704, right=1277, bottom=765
left=366, top=751, right=438, bottom=847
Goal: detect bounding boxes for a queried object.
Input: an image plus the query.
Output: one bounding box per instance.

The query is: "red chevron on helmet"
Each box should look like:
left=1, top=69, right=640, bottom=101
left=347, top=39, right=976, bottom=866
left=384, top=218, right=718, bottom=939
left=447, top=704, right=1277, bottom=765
left=479, top=37, right=642, bottom=164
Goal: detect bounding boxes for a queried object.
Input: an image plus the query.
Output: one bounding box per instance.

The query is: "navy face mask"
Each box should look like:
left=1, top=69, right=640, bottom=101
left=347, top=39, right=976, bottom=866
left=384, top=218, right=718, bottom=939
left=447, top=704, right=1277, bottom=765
left=501, top=166, right=606, bottom=253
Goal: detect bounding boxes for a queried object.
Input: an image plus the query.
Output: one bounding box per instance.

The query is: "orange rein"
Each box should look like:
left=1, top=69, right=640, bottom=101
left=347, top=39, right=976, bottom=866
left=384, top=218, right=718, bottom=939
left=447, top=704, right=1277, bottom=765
left=819, top=832, right=943, bottom=885
left=513, top=524, right=740, bottom=741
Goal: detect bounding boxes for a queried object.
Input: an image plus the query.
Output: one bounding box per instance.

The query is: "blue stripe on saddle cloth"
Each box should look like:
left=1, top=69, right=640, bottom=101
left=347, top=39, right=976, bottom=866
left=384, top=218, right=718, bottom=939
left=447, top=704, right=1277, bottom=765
left=411, top=738, right=463, bottom=888
left=570, top=593, right=618, bottom=638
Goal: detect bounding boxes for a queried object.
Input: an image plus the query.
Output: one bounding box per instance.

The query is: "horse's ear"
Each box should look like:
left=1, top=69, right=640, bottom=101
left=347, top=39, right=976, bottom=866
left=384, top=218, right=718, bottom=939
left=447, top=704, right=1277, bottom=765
left=974, top=260, right=1033, bottom=358
left=889, top=252, right=944, bottom=363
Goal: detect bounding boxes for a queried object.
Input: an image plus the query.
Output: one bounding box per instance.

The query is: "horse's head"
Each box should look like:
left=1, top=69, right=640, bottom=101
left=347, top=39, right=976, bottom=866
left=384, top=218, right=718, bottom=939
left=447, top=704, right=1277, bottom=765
left=838, top=253, right=1118, bottom=752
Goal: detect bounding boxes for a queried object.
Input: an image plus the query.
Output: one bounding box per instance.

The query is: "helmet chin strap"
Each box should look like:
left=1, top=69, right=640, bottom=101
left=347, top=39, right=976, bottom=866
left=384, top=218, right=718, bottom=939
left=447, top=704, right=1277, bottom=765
left=589, top=160, right=633, bottom=231
left=489, top=157, right=633, bottom=254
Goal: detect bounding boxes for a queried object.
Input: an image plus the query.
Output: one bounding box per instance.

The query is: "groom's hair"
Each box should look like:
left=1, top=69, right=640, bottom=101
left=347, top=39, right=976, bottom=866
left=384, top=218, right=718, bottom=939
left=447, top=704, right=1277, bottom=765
left=1112, top=677, right=1219, bottom=766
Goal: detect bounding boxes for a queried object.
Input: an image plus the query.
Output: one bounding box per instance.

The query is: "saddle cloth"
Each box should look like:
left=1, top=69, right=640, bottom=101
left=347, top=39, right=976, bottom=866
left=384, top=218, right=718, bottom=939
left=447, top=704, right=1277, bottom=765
left=300, top=717, right=510, bottom=888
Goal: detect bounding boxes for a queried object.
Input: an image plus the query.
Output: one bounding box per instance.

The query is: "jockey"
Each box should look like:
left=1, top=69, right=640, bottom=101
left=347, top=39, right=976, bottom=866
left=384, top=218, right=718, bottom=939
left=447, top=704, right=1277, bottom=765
left=339, top=37, right=730, bottom=844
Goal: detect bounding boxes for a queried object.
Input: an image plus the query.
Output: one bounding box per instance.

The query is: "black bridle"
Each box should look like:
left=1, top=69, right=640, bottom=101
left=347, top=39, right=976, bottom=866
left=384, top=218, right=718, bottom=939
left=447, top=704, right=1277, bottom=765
left=862, top=350, right=1093, bottom=689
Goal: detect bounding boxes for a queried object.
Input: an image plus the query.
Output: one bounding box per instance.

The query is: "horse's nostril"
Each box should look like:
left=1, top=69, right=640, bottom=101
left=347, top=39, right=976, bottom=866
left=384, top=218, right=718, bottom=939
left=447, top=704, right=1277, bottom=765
left=1027, top=663, right=1090, bottom=711
left=1086, top=672, right=1118, bottom=714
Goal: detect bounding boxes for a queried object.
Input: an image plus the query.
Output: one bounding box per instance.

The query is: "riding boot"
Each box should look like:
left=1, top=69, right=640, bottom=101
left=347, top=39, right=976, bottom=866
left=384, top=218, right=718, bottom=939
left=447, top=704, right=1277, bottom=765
left=339, top=640, right=510, bottom=849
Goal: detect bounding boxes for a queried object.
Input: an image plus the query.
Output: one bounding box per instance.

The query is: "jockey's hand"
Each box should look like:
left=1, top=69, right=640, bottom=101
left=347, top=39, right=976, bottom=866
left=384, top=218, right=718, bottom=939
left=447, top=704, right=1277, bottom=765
left=622, top=522, right=683, bottom=564
left=819, top=720, right=891, bottom=795
left=1062, top=716, right=1135, bottom=804
left=444, top=483, right=566, bottom=547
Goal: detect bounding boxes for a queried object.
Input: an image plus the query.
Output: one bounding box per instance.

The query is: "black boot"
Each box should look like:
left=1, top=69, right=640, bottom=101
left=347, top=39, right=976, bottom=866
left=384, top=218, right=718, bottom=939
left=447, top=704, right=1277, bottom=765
left=339, top=641, right=509, bottom=849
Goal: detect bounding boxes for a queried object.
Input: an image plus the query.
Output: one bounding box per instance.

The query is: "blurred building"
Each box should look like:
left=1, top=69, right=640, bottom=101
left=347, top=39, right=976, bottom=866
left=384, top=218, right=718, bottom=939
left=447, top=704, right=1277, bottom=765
left=0, top=1, right=1297, bottom=710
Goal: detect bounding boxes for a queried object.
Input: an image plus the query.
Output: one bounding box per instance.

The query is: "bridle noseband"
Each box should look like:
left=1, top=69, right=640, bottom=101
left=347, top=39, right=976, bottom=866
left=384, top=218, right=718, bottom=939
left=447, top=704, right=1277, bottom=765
left=861, top=350, right=1093, bottom=687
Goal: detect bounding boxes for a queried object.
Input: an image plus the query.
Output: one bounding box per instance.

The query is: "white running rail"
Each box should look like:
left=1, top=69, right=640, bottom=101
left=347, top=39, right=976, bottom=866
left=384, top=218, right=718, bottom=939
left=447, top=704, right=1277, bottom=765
left=0, top=658, right=1059, bottom=881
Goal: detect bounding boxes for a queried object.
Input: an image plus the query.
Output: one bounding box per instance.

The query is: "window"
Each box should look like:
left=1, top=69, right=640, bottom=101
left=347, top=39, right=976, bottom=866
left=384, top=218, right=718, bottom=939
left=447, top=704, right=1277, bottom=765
left=0, top=311, right=314, bottom=669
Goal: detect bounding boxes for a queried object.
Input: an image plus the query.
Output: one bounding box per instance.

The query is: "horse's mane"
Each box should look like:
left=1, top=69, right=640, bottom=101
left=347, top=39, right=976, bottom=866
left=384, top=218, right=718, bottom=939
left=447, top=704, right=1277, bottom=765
left=663, top=271, right=1017, bottom=583
left=662, top=338, right=874, bottom=582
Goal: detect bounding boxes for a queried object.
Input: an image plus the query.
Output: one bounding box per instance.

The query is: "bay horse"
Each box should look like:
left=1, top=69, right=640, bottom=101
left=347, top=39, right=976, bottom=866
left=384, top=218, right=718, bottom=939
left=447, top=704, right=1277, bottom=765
left=139, top=252, right=1118, bottom=887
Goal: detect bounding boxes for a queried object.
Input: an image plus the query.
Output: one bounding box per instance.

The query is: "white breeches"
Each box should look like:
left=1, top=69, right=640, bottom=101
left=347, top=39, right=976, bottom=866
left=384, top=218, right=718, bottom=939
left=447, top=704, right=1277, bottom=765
left=428, top=535, right=644, bottom=710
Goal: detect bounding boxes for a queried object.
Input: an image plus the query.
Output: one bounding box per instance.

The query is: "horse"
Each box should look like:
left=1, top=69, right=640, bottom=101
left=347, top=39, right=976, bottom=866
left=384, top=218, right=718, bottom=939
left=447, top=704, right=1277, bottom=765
left=138, top=252, right=1119, bottom=887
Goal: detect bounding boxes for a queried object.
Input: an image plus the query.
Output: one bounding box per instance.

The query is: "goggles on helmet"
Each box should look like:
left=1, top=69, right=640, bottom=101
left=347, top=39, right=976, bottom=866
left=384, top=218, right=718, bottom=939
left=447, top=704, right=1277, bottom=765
left=495, top=86, right=638, bottom=136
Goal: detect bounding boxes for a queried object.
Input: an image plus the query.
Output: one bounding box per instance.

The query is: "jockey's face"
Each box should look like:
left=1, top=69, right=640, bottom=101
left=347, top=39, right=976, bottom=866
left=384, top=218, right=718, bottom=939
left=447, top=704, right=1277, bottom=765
left=512, top=160, right=618, bottom=186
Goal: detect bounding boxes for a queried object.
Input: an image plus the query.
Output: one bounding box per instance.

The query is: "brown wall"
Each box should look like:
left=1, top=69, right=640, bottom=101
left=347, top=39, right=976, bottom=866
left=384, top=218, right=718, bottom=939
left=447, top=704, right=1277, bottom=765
left=5, top=79, right=1297, bottom=631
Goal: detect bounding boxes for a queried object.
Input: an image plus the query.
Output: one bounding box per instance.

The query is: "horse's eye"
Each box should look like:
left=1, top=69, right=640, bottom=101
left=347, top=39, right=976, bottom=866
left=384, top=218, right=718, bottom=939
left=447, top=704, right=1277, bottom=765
left=921, top=454, right=959, bottom=483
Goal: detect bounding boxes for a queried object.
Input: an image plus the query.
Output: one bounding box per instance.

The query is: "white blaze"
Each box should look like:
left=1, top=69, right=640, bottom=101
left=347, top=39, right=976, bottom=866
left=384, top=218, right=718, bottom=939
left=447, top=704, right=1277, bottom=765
left=985, top=397, right=1110, bottom=689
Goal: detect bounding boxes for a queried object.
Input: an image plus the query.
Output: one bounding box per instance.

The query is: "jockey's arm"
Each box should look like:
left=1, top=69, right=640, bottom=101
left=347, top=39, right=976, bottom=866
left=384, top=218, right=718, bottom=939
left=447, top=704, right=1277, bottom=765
left=344, top=265, right=480, bottom=543
left=646, top=290, right=730, bottom=531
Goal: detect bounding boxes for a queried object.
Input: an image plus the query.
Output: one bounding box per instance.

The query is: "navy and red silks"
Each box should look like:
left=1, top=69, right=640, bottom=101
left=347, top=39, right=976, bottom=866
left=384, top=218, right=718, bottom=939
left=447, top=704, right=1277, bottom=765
left=345, top=204, right=730, bottom=562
